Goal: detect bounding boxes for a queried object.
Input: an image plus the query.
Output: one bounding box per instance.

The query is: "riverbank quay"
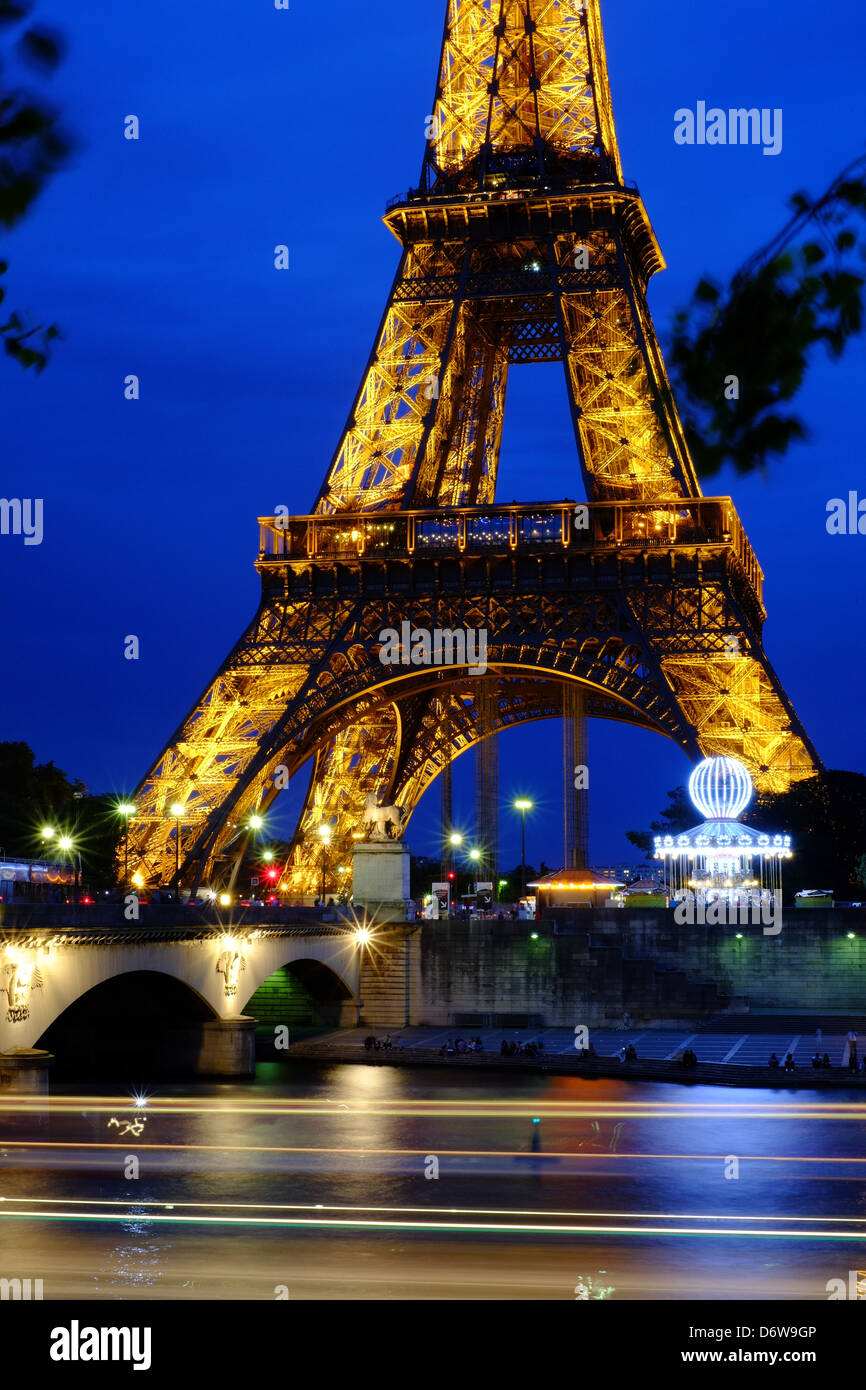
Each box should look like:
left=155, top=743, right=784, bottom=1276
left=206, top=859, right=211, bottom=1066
left=283, top=1024, right=866, bottom=1090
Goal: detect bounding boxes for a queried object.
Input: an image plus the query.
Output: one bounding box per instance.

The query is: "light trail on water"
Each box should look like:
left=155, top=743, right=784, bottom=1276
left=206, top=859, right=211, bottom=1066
left=2, top=1096, right=866, bottom=1121
left=2, top=1140, right=866, bottom=1163
left=0, top=1199, right=865, bottom=1241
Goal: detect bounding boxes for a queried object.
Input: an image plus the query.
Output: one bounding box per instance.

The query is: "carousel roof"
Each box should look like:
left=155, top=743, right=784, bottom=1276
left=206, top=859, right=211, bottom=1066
left=654, top=820, right=792, bottom=858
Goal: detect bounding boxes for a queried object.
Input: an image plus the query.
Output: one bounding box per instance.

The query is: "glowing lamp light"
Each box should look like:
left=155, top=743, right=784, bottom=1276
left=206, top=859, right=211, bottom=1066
left=118, top=803, right=136, bottom=817
left=449, top=832, right=463, bottom=847
left=58, top=836, right=73, bottom=851
left=170, top=802, right=185, bottom=819
left=688, top=756, right=753, bottom=821
left=355, top=928, right=372, bottom=945
left=219, top=893, right=232, bottom=907
left=248, top=815, right=264, bottom=830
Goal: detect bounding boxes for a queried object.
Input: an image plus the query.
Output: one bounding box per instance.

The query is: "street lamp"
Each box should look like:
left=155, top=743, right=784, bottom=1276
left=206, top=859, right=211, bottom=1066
left=514, top=798, right=534, bottom=900
left=469, top=848, right=481, bottom=887
left=248, top=814, right=264, bottom=831
left=117, top=803, right=136, bottom=884
left=318, top=823, right=332, bottom=902
left=72, top=790, right=86, bottom=901
left=55, top=834, right=75, bottom=897
left=447, top=830, right=463, bottom=879
left=170, top=802, right=185, bottom=894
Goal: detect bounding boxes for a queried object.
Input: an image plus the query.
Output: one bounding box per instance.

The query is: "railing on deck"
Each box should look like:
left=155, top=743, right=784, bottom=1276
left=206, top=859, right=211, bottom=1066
left=258, top=499, right=764, bottom=606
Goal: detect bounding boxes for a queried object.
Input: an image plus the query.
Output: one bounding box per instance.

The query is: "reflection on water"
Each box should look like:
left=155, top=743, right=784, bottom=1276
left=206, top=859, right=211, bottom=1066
left=97, top=1210, right=166, bottom=1292
left=1, top=1064, right=865, bottom=1300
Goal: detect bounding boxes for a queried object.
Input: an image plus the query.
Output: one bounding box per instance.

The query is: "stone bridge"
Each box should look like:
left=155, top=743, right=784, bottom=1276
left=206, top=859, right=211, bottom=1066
left=0, top=921, right=364, bottom=1088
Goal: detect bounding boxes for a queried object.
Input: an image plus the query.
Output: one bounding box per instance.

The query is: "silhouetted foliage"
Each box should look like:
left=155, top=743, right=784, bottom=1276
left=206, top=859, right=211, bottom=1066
left=744, top=770, right=866, bottom=899
left=0, top=741, right=121, bottom=889
left=668, top=155, right=866, bottom=477
left=0, top=0, right=69, bottom=370
left=626, top=785, right=692, bottom=855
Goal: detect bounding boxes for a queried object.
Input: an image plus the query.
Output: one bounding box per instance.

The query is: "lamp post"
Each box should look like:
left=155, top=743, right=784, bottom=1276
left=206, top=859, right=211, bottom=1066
left=514, top=798, right=533, bottom=900
left=72, top=790, right=85, bottom=901
left=170, top=802, right=185, bottom=896
left=448, top=831, right=462, bottom=881
left=246, top=814, right=265, bottom=897
left=58, top=834, right=75, bottom=899
left=318, top=823, right=331, bottom=902
left=118, top=803, right=136, bottom=884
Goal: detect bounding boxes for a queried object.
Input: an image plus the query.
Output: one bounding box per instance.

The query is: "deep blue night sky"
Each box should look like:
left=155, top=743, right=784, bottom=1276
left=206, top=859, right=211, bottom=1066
left=2, top=0, right=865, bottom=872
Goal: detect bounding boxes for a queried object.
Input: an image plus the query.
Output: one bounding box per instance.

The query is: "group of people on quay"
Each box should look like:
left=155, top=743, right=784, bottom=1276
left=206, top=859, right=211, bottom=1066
left=437, top=1037, right=486, bottom=1055
left=363, top=1034, right=404, bottom=1051
left=768, top=1029, right=864, bottom=1073
left=499, top=1038, right=544, bottom=1057
left=361, top=1027, right=866, bottom=1076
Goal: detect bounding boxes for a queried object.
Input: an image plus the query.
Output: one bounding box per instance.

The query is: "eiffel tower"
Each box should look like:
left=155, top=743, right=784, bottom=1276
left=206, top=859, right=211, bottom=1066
left=128, top=0, right=820, bottom=896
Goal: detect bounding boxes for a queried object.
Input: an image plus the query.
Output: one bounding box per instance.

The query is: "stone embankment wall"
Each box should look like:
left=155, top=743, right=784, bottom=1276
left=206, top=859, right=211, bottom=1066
left=359, top=911, right=866, bottom=1028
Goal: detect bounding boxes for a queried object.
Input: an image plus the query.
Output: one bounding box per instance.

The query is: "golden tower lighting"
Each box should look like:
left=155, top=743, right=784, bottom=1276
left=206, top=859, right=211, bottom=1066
left=125, top=0, right=820, bottom=898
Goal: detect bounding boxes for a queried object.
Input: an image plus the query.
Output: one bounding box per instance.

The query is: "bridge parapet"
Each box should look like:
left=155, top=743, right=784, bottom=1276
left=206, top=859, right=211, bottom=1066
left=0, top=903, right=345, bottom=933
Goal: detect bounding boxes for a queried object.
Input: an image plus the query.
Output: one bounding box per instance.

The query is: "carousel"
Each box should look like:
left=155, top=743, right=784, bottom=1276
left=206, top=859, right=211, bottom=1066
left=654, top=756, right=792, bottom=913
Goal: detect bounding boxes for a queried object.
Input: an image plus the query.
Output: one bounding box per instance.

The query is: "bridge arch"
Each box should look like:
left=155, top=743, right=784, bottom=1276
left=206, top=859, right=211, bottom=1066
left=37, top=969, right=218, bottom=1079
left=242, top=957, right=355, bottom=1040
left=0, top=930, right=361, bottom=1062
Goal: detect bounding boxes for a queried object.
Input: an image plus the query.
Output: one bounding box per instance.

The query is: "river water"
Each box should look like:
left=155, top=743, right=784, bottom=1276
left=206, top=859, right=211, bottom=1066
left=1, top=1063, right=864, bottom=1300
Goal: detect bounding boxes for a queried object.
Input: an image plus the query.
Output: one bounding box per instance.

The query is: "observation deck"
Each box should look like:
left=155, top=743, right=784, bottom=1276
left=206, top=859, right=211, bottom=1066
left=257, top=497, right=764, bottom=616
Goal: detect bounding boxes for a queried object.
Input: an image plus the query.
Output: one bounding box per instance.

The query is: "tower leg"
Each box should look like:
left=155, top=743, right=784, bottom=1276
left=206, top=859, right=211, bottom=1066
left=563, top=686, right=590, bottom=871
left=440, top=758, right=453, bottom=882
left=474, top=684, right=499, bottom=885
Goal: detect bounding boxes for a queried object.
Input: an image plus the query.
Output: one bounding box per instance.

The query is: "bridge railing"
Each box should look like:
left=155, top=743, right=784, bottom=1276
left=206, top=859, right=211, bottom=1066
left=258, top=499, right=764, bottom=604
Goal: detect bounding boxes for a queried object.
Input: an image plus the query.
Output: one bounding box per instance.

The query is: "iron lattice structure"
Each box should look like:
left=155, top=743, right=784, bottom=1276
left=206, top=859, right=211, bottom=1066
left=127, top=0, right=820, bottom=895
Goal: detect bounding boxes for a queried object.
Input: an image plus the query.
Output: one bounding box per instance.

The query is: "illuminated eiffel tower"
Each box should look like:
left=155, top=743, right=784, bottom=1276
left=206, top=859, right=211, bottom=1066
left=128, top=0, right=820, bottom=896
